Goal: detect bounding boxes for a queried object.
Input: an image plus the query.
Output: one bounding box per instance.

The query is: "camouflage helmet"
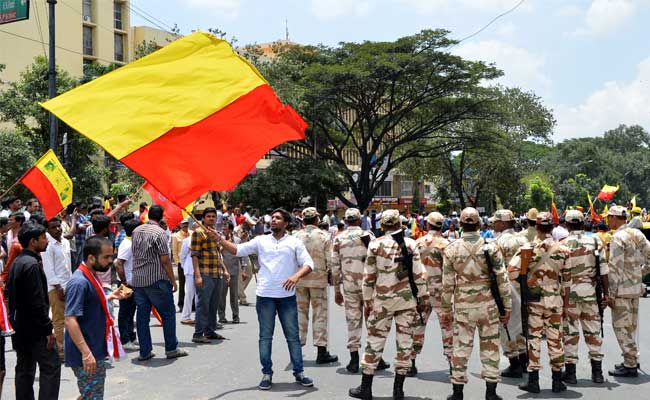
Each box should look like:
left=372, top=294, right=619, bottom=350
left=536, top=211, right=554, bottom=226
left=493, top=209, right=514, bottom=222
left=460, top=207, right=480, bottom=224
left=565, top=209, right=584, bottom=223
left=608, top=205, right=627, bottom=217
left=344, top=208, right=361, bottom=221
left=302, top=207, right=320, bottom=219
left=527, top=208, right=539, bottom=221
left=425, top=211, right=444, bottom=227
left=380, top=209, right=401, bottom=226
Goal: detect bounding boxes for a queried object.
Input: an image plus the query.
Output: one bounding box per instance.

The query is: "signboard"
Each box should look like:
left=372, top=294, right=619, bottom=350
left=0, top=0, right=29, bottom=25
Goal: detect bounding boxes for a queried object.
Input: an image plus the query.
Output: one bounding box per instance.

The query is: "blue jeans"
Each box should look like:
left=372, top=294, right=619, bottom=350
left=194, top=274, right=220, bottom=337
left=134, top=280, right=178, bottom=357
left=118, top=296, right=137, bottom=344
left=256, top=295, right=304, bottom=375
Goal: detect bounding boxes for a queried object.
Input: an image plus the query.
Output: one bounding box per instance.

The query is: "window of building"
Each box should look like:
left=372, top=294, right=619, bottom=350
left=424, top=184, right=431, bottom=194
left=114, top=33, right=124, bottom=62
left=114, top=2, right=123, bottom=30
left=82, top=0, right=92, bottom=22
left=83, top=26, right=93, bottom=56
left=376, top=181, right=392, bottom=197
left=401, top=180, right=413, bottom=197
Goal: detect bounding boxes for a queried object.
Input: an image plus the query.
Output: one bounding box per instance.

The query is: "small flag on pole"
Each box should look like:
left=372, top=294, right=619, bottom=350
left=19, top=150, right=73, bottom=219
left=595, top=184, right=619, bottom=202
left=551, top=197, right=560, bottom=224
left=142, top=182, right=194, bottom=230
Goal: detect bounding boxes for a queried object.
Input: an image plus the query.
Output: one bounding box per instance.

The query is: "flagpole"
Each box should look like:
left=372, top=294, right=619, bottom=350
left=0, top=181, right=21, bottom=202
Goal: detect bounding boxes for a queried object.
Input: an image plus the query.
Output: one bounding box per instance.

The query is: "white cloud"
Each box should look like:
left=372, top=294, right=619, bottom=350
left=495, top=21, right=516, bottom=38
left=185, top=0, right=241, bottom=17
left=556, top=4, right=582, bottom=17
left=455, top=40, right=552, bottom=97
left=310, top=0, right=371, bottom=19
left=554, top=57, right=650, bottom=139
left=400, top=0, right=533, bottom=14
left=573, top=0, right=635, bottom=36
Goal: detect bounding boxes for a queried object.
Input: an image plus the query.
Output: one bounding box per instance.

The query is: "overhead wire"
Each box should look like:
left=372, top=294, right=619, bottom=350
left=450, top=0, right=528, bottom=48
left=127, top=3, right=173, bottom=33
left=32, top=0, right=48, bottom=58
left=130, top=2, right=173, bottom=31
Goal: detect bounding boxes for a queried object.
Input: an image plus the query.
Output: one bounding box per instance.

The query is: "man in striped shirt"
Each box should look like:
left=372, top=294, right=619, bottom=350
left=131, top=205, right=188, bottom=361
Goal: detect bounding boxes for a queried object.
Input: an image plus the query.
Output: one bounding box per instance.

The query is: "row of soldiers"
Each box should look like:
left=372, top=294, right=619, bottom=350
left=287, top=204, right=650, bottom=400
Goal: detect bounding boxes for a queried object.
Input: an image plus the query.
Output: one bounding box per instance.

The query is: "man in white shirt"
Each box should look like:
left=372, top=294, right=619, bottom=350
left=217, top=208, right=315, bottom=391
left=41, top=217, right=72, bottom=360
left=114, top=219, right=141, bottom=351
left=0, top=196, right=22, bottom=219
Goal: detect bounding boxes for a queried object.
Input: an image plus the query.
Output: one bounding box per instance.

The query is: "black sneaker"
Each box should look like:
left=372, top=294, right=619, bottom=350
left=259, top=374, right=272, bottom=390
left=218, top=318, right=228, bottom=324
left=205, top=332, right=226, bottom=340
left=232, top=316, right=240, bottom=324
left=294, top=372, right=314, bottom=387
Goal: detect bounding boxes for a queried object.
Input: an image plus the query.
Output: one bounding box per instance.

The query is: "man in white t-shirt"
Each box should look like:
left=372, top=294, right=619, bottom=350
left=114, top=219, right=141, bottom=351
left=217, top=208, right=315, bottom=391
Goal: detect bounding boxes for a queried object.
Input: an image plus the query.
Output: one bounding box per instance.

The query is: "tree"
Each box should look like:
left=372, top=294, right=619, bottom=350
left=0, top=129, right=36, bottom=198
left=258, top=30, right=503, bottom=211
left=524, top=175, right=554, bottom=211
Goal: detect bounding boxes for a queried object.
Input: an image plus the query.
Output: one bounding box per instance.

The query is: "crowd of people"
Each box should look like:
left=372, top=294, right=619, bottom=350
left=0, top=193, right=648, bottom=399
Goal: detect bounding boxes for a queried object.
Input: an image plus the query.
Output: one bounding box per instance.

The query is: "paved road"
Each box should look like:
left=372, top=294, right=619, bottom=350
left=4, top=283, right=650, bottom=399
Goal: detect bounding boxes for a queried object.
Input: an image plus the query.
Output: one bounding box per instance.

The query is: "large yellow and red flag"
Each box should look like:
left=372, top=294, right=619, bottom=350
left=595, top=184, right=619, bottom=202
left=587, top=193, right=600, bottom=223
left=551, top=197, right=560, bottom=224
left=41, top=32, right=307, bottom=209
left=19, top=150, right=73, bottom=219
left=142, top=182, right=193, bottom=230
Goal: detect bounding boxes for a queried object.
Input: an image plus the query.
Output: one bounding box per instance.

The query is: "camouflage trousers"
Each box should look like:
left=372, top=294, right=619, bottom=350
left=361, top=307, right=417, bottom=375
left=527, top=303, right=564, bottom=372
left=612, top=297, right=639, bottom=368
left=296, top=287, right=328, bottom=347
left=342, top=289, right=363, bottom=351
left=412, top=294, right=453, bottom=361
left=450, top=304, right=501, bottom=385
left=563, top=300, right=603, bottom=363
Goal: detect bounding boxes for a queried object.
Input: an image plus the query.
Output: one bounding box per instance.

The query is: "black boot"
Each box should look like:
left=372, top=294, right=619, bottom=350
left=552, top=370, right=567, bottom=392
left=609, top=364, right=638, bottom=378
left=448, top=360, right=453, bottom=375
left=615, top=361, right=640, bottom=370
left=406, top=359, right=418, bottom=377
left=377, top=358, right=390, bottom=371
left=446, top=384, right=464, bottom=400
left=501, top=357, right=523, bottom=378
left=316, top=346, right=338, bottom=364
left=485, top=382, right=502, bottom=400
left=591, top=360, right=604, bottom=383
left=519, top=370, right=540, bottom=393
left=519, top=352, right=529, bottom=373
left=393, top=373, right=406, bottom=400
left=349, top=373, right=373, bottom=399
left=347, top=351, right=360, bottom=373
left=562, top=363, right=577, bottom=384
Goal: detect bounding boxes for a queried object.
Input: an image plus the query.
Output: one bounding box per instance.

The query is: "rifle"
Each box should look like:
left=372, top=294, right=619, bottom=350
left=392, top=229, right=425, bottom=324
left=518, top=246, right=535, bottom=350
left=484, top=247, right=511, bottom=341
left=593, top=238, right=605, bottom=338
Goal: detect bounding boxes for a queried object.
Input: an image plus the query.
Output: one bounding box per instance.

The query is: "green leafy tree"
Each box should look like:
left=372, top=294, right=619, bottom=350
left=524, top=175, right=554, bottom=211
left=0, top=129, right=37, bottom=198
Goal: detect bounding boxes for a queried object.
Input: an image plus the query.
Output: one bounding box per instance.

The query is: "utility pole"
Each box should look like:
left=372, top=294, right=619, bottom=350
left=47, top=0, right=58, bottom=151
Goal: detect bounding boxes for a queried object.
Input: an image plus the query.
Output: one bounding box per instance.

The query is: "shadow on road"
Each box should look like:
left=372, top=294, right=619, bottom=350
left=130, top=357, right=176, bottom=368
left=517, top=389, right=583, bottom=399
left=609, top=372, right=650, bottom=385
left=416, top=369, right=450, bottom=383
left=209, top=383, right=317, bottom=399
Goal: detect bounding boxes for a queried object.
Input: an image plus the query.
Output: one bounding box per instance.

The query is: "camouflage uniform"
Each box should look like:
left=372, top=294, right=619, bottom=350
left=519, top=208, right=539, bottom=243
left=234, top=224, right=254, bottom=304
left=510, top=234, right=570, bottom=372
left=495, top=225, right=529, bottom=360
left=413, top=228, right=451, bottom=361
left=295, top=215, right=334, bottom=347
left=361, top=211, right=428, bottom=376
left=442, top=216, right=512, bottom=385
left=332, top=225, right=375, bottom=352
left=563, top=229, right=607, bottom=364
left=608, top=218, right=650, bottom=369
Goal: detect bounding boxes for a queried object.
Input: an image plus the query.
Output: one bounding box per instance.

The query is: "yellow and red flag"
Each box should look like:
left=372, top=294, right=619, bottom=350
left=19, top=150, right=72, bottom=219
left=551, top=197, right=560, bottom=224
left=41, top=32, right=307, bottom=209
left=595, top=184, right=619, bottom=201
left=587, top=193, right=600, bottom=223
left=142, top=182, right=193, bottom=230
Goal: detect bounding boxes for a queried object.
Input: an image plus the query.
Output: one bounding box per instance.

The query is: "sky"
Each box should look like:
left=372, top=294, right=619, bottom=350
left=130, top=0, right=650, bottom=142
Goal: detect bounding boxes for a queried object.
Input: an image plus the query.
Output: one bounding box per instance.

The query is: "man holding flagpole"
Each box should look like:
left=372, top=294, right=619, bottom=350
left=65, top=237, right=129, bottom=399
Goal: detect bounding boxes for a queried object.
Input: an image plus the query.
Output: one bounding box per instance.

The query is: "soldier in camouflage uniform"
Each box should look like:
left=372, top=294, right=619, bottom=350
left=295, top=207, right=338, bottom=364
left=510, top=212, right=570, bottom=394
left=606, top=205, right=650, bottom=377
left=333, top=208, right=389, bottom=373
left=235, top=219, right=255, bottom=306
left=349, top=210, right=429, bottom=400
left=519, top=208, right=539, bottom=243
left=442, top=207, right=511, bottom=400
left=561, top=210, right=609, bottom=384
left=409, top=211, right=451, bottom=377
left=492, top=209, right=529, bottom=378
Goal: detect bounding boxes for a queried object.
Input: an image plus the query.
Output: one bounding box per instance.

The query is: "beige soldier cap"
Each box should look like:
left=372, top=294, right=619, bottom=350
left=460, top=207, right=480, bottom=224
left=527, top=208, right=539, bottom=220
left=608, top=205, right=627, bottom=217
left=344, top=208, right=361, bottom=221
left=380, top=209, right=400, bottom=226
left=302, top=207, right=320, bottom=219
left=493, top=209, right=514, bottom=222
left=536, top=211, right=554, bottom=226
left=565, top=209, right=584, bottom=223
left=426, top=211, right=444, bottom=227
